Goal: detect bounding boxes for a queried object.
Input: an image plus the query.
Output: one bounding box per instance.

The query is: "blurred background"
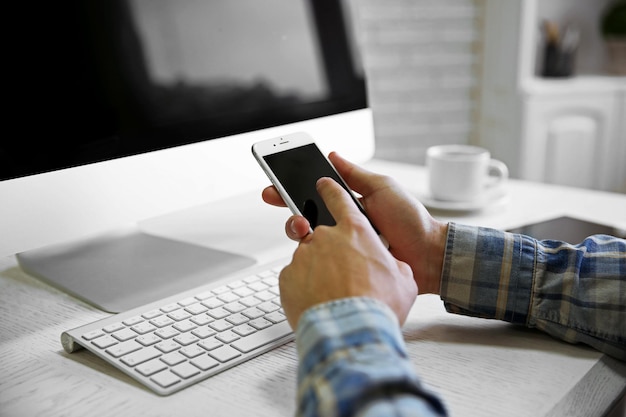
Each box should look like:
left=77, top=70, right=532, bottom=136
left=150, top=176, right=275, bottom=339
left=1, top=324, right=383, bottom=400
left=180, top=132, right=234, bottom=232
left=351, top=0, right=626, bottom=193
left=5, top=0, right=623, bottom=194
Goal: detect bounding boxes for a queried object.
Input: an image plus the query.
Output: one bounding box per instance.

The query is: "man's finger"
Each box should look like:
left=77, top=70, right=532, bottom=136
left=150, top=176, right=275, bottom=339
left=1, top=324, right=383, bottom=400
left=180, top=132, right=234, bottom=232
left=262, top=185, right=287, bottom=207
left=316, top=177, right=362, bottom=224
left=286, top=215, right=311, bottom=241
left=329, top=152, right=382, bottom=198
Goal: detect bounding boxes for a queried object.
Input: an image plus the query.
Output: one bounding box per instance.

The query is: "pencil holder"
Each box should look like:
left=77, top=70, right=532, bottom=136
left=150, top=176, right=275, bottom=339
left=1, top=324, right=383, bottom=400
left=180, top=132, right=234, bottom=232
left=542, top=43, right=576, bottom=78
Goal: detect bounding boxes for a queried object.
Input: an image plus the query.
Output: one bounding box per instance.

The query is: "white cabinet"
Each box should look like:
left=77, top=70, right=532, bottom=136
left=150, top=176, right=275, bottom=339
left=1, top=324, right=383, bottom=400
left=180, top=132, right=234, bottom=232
left=520, top=78, right=625, bottom=191
left=478, top=0, right=626, bottom=193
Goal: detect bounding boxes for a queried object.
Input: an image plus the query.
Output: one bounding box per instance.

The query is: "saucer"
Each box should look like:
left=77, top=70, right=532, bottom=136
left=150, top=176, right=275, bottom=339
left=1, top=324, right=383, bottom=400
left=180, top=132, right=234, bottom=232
left=417, top=190, right=510, bottom=212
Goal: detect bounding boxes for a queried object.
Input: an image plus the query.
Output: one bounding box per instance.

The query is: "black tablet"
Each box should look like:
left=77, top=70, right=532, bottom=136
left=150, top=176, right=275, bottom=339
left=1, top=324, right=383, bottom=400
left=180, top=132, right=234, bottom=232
left=507, top=216, right=625, bottom=243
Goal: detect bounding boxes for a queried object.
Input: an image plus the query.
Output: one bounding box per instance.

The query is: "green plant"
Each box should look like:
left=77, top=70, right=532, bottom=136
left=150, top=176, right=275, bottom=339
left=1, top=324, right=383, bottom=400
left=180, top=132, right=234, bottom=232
left=601, top=1, right=626, bottom=37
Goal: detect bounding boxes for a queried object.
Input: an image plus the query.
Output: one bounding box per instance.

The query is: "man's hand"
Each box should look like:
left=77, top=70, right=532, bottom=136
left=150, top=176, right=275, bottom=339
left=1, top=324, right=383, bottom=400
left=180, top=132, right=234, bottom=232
left=263, top=152, right=448, bottom=296
left=278, top=177, right=417, bottom=329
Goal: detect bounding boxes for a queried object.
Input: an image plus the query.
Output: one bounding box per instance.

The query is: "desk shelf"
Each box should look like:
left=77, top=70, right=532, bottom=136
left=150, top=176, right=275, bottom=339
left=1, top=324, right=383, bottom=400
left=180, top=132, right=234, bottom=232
left=478, top=0, right=626, bottom=193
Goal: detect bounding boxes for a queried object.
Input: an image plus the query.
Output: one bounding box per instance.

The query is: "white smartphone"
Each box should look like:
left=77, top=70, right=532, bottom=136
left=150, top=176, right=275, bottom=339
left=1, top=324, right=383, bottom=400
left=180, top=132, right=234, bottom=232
left=252, top=132, right=380, bottom=237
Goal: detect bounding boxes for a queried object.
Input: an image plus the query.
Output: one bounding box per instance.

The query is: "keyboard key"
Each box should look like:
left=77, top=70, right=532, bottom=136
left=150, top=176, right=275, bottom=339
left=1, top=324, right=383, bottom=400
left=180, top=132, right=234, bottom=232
left=155, top=327, right=179, bottom=339
left=151, top=370, right=181, bottom=388
left=208, top=346, right=241, bottom=363
left=171, top=362, right=200, bottom=379
left=223, top=302, right=246, bottom=313
left=174, top=333, right=198, bottom=346
left=191, top=326, right=216, bottom=339
left=268, top=286, right=280, bottom=296
left=185, top=303, right=208, bottom=315
left=131, top=322, right=157, bottom=335
left=112, top=328, right=138, bottom=342
left=191, top=355, right=219, bottom=371
left=106, top=340, right=142, bottom=358
left=173, top=320, right=197, bottom=333
left=249, top=318, right=273, bottom=330
left=103, top=322, right=125, bottom=333
left=233, top=324, right=257, bottom=337
left=123, top=316, right=144, bottom=326
left=265, top=311, right=287, bottom=324
left=155, top=340, right=180, bottom=354
left=262, top=276, right=279, bottom=286
left=257, top=301, right=280, bottom=313
left=195, top=290, right=214, bottom=300
left=142, top=309, right=163, bottom=320
left=201, top=297, right=224, bottom=309
left=160, top=351, right=186, bottom=366
left=217, top=292, right=239, bottom=303
left=248, top=282, right=268, bottom=292
left=177, top=297, right=197, bottom=307
left=239, top=296, right=261, bottom=307
left=212, top=286, right=230, bottom=295
left=190, top=314, right=213, bottom=326
left=92, top=335, right=118, bottom=349
left=179, top=345, right=206, bottom=359
left=168, top=310, right=192, bottom=321
left=231, top=321, right=292, bottom=353
left=150, top=316, right=175, bottom=328
left=227, top=280, right=245, bottom=289
left=243, top=275, right=261, bottom=284
left=232, top=287, right=255, bottom=298
left=225, top=313, right=248, bottom=326
left=207, top=307, right=230, bottom=320
left=257, top=270, right=276, bottom=279
left=121, top=346, right=162, bottom=367
left=136, top=358, right=167, bottom=377
left=160, top=303, right=180, bottom=313
left=254, top=290, right=275, bottom=302
left=198, top=337, right=222, bottom=351
left=136, top=334, right=161, bottom=346
left=82, top=329, right=104, bottom=341
left=242, top=307, right=264, bottom=319
left=215, top=330, right=240, bottom=344
left=209, top=319, right=232, bottom=332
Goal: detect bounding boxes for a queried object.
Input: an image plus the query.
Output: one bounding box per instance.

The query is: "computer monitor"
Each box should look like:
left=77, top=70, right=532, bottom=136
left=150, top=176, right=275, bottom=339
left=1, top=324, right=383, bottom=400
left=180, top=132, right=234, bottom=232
left=1, top=0, right=376, bottom=312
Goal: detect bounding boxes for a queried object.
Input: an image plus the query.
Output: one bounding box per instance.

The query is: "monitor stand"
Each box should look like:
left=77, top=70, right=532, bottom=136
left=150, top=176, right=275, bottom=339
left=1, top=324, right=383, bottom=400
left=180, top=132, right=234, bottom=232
left=16, top=225, right=256, bottom=313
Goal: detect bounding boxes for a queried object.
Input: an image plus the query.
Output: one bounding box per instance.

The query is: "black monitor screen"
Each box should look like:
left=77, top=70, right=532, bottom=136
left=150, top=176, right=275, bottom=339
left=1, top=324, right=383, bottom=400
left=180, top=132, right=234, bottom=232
left=4, top=0, right=366, bottom=180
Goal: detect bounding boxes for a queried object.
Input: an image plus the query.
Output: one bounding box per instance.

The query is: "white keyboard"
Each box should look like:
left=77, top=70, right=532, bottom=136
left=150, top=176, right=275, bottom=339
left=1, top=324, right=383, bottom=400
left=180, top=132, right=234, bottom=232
left=61, top=260, right=293, bottom=395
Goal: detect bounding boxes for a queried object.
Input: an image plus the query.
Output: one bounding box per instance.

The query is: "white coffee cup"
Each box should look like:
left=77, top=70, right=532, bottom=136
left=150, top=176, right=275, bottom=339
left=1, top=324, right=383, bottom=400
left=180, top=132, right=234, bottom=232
left=426, top=145, right=508, bottom=202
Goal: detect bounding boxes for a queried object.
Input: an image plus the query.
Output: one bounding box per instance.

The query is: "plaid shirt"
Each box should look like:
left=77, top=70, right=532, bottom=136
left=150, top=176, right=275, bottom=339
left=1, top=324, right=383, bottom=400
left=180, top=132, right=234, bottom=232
left=294, top=222, right=625, bottom=416
left=441, top=222, right=626, bottom=361
left=295, top=297, right=446, bottom=417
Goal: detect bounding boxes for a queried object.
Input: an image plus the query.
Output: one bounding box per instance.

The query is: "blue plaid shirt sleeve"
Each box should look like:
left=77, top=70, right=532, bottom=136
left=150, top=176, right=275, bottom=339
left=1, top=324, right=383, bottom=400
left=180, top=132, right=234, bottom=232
left=295, top=297, right=446, bottom=417
left=440, top=222, right=626, bottom=360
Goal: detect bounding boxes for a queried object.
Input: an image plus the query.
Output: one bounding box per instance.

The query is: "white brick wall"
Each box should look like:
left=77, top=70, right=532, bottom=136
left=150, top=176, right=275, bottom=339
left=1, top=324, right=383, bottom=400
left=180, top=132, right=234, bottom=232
left=350, top=0, right=484, bottom=164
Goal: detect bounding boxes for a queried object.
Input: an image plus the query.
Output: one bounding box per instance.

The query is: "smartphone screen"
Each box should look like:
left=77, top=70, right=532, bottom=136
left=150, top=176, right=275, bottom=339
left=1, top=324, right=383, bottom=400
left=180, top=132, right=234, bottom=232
left=262, top=143, right=358, bottom=228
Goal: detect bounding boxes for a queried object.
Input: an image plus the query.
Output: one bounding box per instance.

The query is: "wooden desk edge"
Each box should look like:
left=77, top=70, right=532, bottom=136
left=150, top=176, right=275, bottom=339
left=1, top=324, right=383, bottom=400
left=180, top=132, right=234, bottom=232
left=546, top=355, right=626, bottom=417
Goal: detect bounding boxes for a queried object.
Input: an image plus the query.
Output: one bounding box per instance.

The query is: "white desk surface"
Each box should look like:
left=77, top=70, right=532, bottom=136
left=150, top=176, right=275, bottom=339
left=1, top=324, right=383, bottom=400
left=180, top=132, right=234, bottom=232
left=1, top=159, right=625, bottom=417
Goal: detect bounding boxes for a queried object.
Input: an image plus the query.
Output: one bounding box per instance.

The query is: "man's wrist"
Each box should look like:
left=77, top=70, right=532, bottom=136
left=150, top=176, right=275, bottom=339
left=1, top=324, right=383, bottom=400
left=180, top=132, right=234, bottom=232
left=424, top=220, right=448, bottom=295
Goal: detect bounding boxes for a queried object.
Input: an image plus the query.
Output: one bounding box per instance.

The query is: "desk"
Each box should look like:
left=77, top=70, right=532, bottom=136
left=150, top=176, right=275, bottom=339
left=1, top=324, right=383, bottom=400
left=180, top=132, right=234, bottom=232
left=1, top=160, right=625, bottom=417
